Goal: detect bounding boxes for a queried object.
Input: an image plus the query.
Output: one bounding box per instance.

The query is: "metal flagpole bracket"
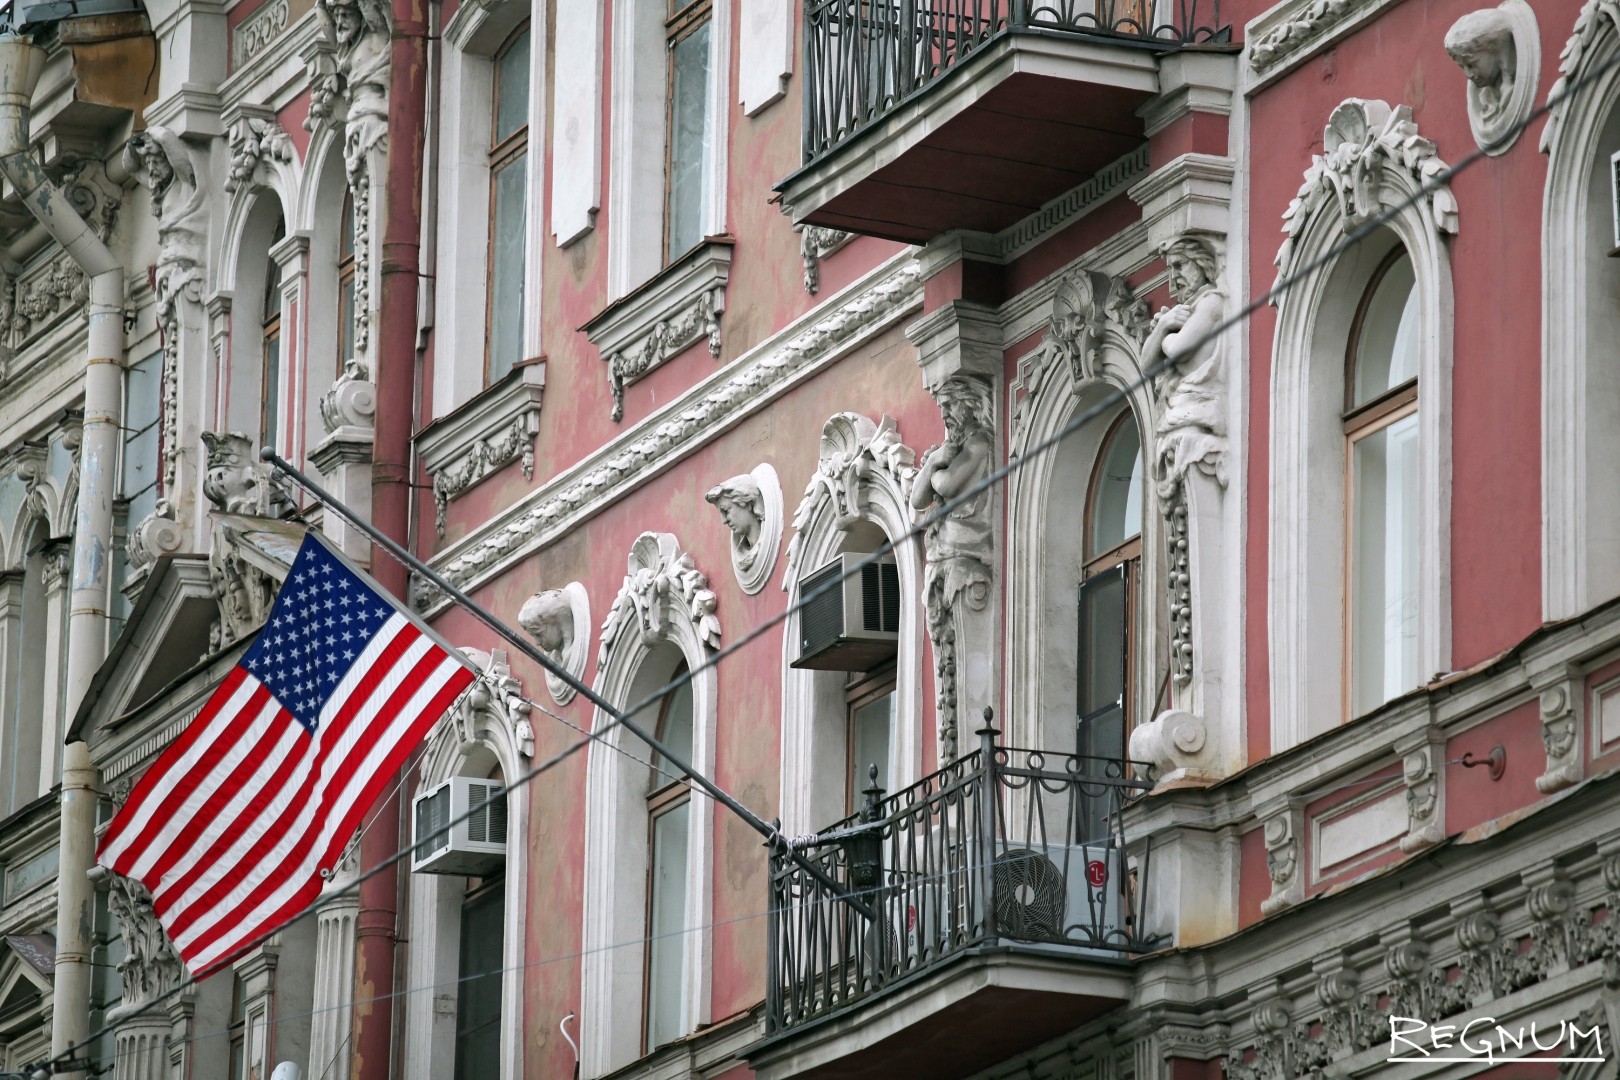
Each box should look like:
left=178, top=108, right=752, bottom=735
left=260, top=448, right=875, bottom=920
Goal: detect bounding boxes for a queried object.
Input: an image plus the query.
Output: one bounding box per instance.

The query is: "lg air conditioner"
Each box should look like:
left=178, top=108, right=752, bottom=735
left=792, top=553, right=900, bottom=671
left=411, top=776, right=507, bottom=876
left=953, top=836, right=1125, bottom=958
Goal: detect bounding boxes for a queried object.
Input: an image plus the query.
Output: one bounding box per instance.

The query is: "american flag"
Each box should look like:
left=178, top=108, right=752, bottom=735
left=96, top=533, right=477, bottom=976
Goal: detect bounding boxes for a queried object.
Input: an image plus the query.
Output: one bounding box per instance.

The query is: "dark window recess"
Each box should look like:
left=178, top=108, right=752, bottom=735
left=455, top=882, right=505, bottom=1079
left=1077, top=565, right=1127, bottom=839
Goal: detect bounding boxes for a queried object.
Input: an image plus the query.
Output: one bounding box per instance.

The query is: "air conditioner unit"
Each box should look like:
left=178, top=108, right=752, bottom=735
left=951, top=837, right=1124, bottom=957
left=792, top=553, right=900, bottom=671
left=411, top=776, right=507, bottom=876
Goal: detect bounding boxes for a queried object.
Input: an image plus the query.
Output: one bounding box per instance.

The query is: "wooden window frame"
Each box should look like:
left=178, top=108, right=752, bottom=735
left=1080, top=408, right=1145, bottom=749
left=844, top=664, right=897, bottom=815
left=662, top=0, right=713, bottom=266
left=485, top=23, right=531, bottom=385
left=641, top=666, right=693, bottom=1056
left=1341, top=246, right=1421, bottom=722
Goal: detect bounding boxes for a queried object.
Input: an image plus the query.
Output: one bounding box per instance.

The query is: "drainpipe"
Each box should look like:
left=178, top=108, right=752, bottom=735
left=0, top=32, right=123, bottom=1071
left=350, top=0, right=428, bottom=1072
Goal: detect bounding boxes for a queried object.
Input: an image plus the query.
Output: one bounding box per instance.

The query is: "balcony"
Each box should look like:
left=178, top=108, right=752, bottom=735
left=779, top=0, right=1229, bottom=243
left=747, top=727, right=1158, bottom=1080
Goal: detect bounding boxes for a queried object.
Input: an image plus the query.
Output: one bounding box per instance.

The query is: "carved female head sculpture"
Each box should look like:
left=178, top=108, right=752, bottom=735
left=705, top=475, right=765, bottom=552
left=1444, top=1, right=1538, bottom=155
left=705, top=464, right=782, bottom=595
left=518, top=582, right=590, bottom=705
left=518, top=589, right=574, bottom=657
left=1445, top=8, right=1515, bottom=111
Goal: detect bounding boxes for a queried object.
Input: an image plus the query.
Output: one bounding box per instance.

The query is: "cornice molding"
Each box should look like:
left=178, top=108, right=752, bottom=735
left=416, top=362, right=546, bottom=537
left=585, top=240, right=734, bottom=422
left=415, top=253, right=925, bottom=613
left=1244, top=0, right=1407, bottom=92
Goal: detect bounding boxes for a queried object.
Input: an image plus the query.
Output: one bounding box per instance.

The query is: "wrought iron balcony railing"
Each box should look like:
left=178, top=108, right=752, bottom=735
left=765, top=723, right=1160, bottom=1035
left=803, top=0, right=1228, bottom=163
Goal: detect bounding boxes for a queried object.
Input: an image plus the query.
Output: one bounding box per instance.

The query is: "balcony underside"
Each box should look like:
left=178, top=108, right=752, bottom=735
left=747, top=946, right=1132, bottom=1080
left=780, top=33, right=1162, bottom=244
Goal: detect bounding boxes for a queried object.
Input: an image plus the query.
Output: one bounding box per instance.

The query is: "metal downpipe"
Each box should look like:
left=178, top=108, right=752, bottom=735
left=0, top=31, right=124, bottom=1070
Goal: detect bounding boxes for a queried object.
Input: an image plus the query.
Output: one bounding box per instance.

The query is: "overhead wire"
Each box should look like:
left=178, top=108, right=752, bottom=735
left=25, top=43, right=1616, bottom=1080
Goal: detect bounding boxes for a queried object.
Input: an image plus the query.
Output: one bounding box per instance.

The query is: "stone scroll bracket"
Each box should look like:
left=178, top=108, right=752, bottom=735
left=1258, top=805, right=1303, bottom=916
left=1532, top=662, right=1585, bottom=793
left=1396, top=727, right=1446, bottom=853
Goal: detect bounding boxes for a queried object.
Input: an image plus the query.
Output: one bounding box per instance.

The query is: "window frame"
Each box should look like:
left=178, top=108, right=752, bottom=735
left=337, top=191, right=356, bottom=380
left=844, top=664, right=896, bottom=814
left=662, top=0, right=714, bottom=266
left=453, top=870, right=507, bottom=1078
left=1341, top=246, right=1421, bottom=721
left=1078, top=408, right=1145, bottom=759
left=641, top=668, right=694, bottom=1055
left=259, top=234, right=284, bottom=453
left=485, top=22, right=532, bottom=385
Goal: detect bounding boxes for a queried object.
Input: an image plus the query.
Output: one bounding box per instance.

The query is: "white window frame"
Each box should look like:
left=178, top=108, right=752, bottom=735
left=606, top=0, right=732, bottom=300
left=1269, top=169, right=1453, bottom=750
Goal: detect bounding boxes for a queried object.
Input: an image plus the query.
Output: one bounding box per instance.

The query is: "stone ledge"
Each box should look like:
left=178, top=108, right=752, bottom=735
left=584, top=239, right=733, bottom=422
left=415, top=361, right=546, bottom=537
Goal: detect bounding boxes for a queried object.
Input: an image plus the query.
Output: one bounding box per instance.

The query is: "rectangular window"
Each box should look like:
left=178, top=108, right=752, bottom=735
left=455, top=880, right=505, bottom=1079
left=645, top=796, right=690, bottom=1050
left=338, top=194, right=356, bottom=378
left=1077, top=563, right=1129, bottom=841
left=227, top=976, right=246, bottom=1080
left=1348, top=406, right=1420, bottom=716
left=665, top=1, right=713, bottom=263
left=487, top=27, right=531, bottom=383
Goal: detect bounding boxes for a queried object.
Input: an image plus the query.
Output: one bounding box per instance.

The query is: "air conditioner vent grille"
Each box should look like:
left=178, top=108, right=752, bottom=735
left=414, top=785, right=449, bottom=862
left=799, top=559, right=846, bottom=654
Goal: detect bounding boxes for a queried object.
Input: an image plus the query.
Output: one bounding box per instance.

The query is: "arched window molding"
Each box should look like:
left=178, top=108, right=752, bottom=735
left=1006, top=274, right=1165, bottom=760
left=431, top=2, right=541, bottom=418
left=778, top=413, right=924, bottom=836
left=217, top=188, right=295, bottom=453
left=1541, top=2, right=1620, bottom=619
left=581, top=532, right=720, bottom=1077
left=1268, top=99, right=1456, bottom=751
left=401, top=648, right=532, bottom=1080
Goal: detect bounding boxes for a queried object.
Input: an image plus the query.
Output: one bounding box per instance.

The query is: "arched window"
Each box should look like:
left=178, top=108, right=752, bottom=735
left=1344, top=249, right=1420, bottom=716
left=337, top=192, right=356, bottom=376
left=261, top=216, right=287, bottom=452
left=486, top=25, right=530, bottom=383
left=1078, top=410, right=1144, bottom=770
left=644, top=669, right=692, bottom=1052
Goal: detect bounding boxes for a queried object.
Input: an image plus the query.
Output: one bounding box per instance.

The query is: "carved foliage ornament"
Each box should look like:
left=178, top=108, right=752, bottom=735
left=783, top=413, right=917, bottom=591
left=106, top=873, right=185, bottom=1006
left=225, top=114, right=294, bottom=193
left=608, top=287, right=724, bottom=423
left=430, top=412, right=536, bottom=537
left=1274, top=99, right=1458, bottom=299
left=598, top=533, right=722, bottom=672
left=202, top=433, right=285, bottom=648
left=706, top=464, right=783, bottom=596
left=1541, top=0, right=1620, bottom=153
left=1249, top=0, right=1357, bottom=73
left=797, top=225, right=853, bottom=295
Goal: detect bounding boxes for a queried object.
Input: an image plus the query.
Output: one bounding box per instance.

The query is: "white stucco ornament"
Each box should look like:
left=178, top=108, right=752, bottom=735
left=1445, top=0, right=1540, bottom=156
left=518, top=582, right=591, bottom=705
left=705, top=463, right=783, bottom=595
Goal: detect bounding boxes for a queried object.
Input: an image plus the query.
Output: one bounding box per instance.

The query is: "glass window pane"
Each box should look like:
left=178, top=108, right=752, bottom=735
left=666, top=20, right=712, bottom=260
left=339, top=274, right=356, bottom=370
left=646, top=800, right=690, bottom=1049
left=848, top=691, right=893, bottom=804
left=487, top=154, right=528, bottom=382
left=1087, top=416, right=1143, bottom=560
left=1350, top=411, right=1421, bottom=714
left=261, top=330, right=281, bottom=452
left=455, top=885, right=505, bottom=1079
left=1077, top=568, right=1126, bottom=750
left=1352, top=253, right=1419, bottom=406
left=494, top=29, right=531, bottom=144
left=655, top=677, right=694, bottom=777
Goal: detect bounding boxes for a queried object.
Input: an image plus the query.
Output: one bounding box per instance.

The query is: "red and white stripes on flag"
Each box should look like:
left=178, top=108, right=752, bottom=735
left=96, top=534, right=477, bottom=977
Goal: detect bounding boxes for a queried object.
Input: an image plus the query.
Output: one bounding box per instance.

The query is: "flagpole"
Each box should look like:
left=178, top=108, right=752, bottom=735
left=262, top=449, right=875, bottom=918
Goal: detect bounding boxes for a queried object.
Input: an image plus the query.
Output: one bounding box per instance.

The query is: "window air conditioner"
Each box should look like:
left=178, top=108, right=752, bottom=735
left=411, top=776, right=507, bottom=876
left=943, top=837, right=1125, bottom=958
left=791, top=553, right=900, bottom=671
